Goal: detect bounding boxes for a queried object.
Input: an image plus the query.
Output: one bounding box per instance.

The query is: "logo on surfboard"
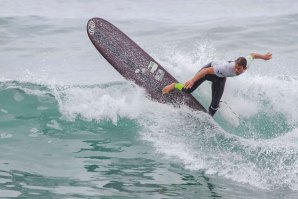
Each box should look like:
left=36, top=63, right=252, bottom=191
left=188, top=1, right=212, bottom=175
left=88, top=20, right=96, bottom=35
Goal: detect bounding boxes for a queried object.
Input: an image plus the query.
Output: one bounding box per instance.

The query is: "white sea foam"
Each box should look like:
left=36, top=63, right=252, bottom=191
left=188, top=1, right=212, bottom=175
left=224, top=74, right=298, bottom=124
left=54, top=83, right=147, bottom=124
left=0, top=133, right=13, bottom=139
left=140, top=106, right=298, bottom=190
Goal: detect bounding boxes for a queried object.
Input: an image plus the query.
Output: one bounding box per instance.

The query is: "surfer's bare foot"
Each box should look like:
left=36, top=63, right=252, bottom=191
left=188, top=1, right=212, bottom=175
left=162, top=83, right=175, bottom=94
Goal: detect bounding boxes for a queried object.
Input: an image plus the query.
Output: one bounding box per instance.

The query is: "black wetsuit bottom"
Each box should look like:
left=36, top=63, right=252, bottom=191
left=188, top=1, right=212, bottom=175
left=182, top=63, right=226, bottom=116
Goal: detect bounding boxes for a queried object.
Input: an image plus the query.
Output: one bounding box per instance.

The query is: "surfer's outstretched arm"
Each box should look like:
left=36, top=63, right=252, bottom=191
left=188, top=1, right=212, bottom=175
left=250, top=52, right=272, bottom=60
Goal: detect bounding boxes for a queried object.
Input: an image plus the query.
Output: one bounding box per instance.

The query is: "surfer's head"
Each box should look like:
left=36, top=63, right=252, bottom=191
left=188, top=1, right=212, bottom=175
left=234, top=57, right=247, bottom=75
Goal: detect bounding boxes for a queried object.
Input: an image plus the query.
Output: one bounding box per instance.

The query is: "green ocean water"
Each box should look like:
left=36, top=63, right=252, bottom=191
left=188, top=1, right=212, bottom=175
left=0, top=81, right=298, bottom=198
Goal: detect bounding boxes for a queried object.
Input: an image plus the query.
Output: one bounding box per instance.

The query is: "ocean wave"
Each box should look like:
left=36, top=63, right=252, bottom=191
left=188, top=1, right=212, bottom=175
left=1, top=73, right=298, bottom=191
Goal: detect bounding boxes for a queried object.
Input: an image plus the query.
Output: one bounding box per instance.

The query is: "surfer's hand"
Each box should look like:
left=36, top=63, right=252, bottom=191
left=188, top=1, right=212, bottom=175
left=263, top=52, right=272, bottom=60
left=251, top=52, right=272, bottom=60
left=184, top=79, right=194, bottom=89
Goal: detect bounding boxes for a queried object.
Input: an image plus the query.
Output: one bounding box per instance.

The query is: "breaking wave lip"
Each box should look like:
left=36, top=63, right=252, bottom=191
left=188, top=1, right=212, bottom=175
left=0, top=80, right=152, bottom=123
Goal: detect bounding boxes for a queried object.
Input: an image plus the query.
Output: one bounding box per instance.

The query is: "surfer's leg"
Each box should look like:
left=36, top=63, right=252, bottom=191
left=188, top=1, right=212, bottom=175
left=162, top=78, right=204, bottom=94
left=209, top=77, right=226, bottom=116
left=163, top=76, right=206, bottom=94
left=162, top=82, right=191, bottom=94
left=163, top=62, right=211, bottom=94
left=182, top=63, right=212, bottom=93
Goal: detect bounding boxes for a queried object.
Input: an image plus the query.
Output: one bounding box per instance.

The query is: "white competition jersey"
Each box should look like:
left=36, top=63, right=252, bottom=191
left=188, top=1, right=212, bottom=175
left=212, top=61, right=236, bottom=77
left=211, top=55, right=253, bottom=77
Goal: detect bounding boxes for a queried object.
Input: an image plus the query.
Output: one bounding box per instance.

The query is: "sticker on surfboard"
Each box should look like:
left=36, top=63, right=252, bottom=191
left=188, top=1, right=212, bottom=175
left=148, top=61, right=158, bottom=73
left=155, top=69, right=165, bottom=81
left=147, top=61, right=165, bottom=81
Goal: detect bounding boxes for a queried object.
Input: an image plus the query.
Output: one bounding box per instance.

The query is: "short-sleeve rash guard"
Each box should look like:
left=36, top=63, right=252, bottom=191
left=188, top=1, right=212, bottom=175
left=212, top=55, right=254, bottom=77
left=212, top=61, right=236, bottom=77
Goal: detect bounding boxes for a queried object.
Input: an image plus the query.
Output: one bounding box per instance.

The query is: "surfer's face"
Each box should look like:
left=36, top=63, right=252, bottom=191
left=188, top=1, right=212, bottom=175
left=235, top=64, right=246, bottom=75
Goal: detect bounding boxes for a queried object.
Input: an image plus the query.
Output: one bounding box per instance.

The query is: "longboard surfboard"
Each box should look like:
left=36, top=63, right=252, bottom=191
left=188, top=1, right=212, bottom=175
left=87, top=18, right=206, bottom=112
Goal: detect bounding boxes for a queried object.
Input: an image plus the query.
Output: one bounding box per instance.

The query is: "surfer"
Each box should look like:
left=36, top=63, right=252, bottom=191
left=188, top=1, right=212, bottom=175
left=162, top=53, right=272, bottom=116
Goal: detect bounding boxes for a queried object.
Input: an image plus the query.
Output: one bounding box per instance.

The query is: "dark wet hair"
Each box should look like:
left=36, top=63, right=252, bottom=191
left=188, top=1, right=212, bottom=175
left=235, top=57, right=247, bottom=68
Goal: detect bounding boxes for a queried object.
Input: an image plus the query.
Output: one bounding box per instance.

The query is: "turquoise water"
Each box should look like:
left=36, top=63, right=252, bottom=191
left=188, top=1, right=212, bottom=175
left=1, top=0, right=298, bottom=198
left=1, top=80, right=298, bottom=198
